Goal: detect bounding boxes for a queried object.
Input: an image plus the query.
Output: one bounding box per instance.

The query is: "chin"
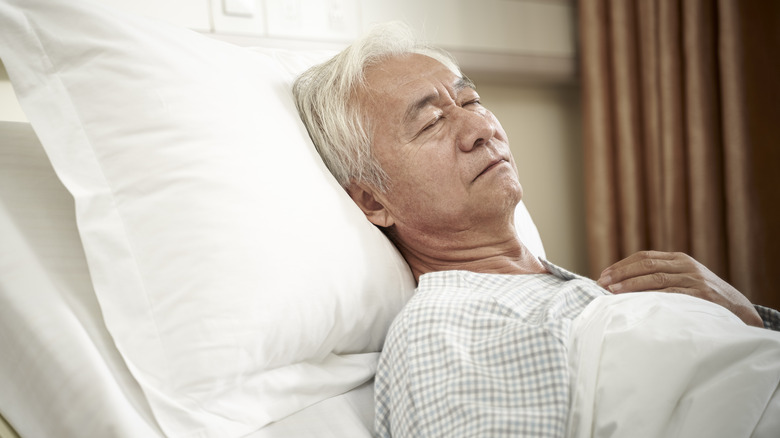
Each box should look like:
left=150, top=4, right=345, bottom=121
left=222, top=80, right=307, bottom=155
left=503, top=178, right=523, bottom=205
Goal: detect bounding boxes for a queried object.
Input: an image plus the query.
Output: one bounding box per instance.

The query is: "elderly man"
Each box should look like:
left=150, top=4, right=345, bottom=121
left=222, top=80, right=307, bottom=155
left=294, top=24, right=780, bottom=438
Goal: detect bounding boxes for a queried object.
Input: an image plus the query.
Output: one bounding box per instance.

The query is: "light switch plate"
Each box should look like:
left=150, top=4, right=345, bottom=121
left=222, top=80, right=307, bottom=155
left=265, top=0, right=359, bottom=42
left=223, top=0, right=256, bottom=17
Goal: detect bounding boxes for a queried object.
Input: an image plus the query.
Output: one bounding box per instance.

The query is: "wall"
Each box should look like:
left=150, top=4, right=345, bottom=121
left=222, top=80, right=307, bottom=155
left=0, top=0, right=589, bottom=275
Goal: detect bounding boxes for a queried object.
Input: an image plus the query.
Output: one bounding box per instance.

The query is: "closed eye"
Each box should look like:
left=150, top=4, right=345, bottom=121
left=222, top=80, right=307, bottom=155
left=422, top=116, right=441, bottom=131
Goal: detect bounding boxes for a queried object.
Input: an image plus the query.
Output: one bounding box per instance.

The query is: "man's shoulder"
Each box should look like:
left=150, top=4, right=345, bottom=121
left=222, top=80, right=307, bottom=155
left=384, top=272, right=497, bottom=343
left=393, top=269, right=605, bottom=328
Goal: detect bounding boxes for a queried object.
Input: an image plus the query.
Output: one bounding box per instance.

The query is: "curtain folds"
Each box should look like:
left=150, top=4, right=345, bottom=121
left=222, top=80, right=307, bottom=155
left=579, top=0, right=779, bottom=307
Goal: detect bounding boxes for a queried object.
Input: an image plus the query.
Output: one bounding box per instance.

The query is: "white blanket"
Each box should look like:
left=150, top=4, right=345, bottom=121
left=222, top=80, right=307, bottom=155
left=567, top=293, right=780, bottom=437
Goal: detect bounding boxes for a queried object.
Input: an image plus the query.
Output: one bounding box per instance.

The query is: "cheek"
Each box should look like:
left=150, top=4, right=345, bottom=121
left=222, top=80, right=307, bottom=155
left=488, top=113, right=509, bottom=141
left=410, top=149, right=461, bottom=190
left=386, top=158, right=460, bottom=208
left=393, top=167, right=443, bottom=200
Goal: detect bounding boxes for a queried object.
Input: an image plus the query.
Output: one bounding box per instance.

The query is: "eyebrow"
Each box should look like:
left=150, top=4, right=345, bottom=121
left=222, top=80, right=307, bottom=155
left=402, top=77, right=476, bottom=125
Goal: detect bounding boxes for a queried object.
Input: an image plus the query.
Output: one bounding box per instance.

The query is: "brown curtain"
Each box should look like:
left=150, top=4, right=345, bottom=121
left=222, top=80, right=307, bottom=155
left=579, top=0, right=780, bottom=308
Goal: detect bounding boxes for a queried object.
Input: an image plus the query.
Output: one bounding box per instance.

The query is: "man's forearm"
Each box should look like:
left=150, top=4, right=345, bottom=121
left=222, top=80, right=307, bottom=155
left=756, top=305, right=780, bottom=331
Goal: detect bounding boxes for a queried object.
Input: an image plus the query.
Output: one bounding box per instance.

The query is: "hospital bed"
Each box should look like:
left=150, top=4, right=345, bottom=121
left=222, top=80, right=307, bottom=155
left=4, top=1, right=780, bottom=437
left=0, top=1, right=548, bottom=436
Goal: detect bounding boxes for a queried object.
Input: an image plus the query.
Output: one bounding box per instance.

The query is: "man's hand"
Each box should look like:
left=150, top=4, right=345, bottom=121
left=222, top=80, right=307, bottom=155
left=597, top=251, right=763, bottom=327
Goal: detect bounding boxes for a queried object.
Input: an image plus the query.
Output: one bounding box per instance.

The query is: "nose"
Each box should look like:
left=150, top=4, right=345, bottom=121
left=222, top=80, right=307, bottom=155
left=456, top=107, right=494, bottom=152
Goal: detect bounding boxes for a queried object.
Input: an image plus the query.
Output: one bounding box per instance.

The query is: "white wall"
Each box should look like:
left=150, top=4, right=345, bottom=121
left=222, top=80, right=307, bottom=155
left=0, top=0, right=589, bottom=275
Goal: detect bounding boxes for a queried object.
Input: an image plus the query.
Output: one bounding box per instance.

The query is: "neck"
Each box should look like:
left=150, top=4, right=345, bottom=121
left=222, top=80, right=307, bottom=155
left=389, top=223, right=548, bottom=283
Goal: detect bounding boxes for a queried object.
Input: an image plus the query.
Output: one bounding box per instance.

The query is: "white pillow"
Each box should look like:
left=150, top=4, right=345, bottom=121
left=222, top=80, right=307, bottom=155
left=0, top=1, right=545, bottom=437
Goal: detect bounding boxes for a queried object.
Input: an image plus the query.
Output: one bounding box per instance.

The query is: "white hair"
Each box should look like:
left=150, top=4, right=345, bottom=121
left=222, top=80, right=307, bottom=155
left=292, top=22, right=463, bottom=192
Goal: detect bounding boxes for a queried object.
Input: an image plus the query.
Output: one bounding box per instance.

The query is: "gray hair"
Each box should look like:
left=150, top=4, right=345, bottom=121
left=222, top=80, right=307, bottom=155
left=292, top=22, right=463, bottom=192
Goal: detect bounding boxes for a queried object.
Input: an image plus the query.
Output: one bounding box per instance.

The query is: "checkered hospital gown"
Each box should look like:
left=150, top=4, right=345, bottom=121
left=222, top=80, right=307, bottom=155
left=374, top=261, right=607, bottom=438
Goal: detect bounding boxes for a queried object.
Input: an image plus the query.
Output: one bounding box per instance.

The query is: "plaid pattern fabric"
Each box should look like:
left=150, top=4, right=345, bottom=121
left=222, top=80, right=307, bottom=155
left=757, top=305, right=780, bottom=331
left=375, top=261, right=607, bottom=438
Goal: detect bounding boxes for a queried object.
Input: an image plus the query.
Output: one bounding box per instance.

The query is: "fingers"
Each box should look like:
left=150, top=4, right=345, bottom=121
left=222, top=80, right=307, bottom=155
left=599, top=271, right=699, bottom=294
left=597, top=251, right=698, bottom=293
left=595, top=251, right=764, bottom=327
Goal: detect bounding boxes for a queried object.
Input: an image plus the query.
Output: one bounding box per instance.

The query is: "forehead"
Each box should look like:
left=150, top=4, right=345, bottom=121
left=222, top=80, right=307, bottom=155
left=364, top=53, right=456, bottom=87
left=361, top=54, right=463, bottom=103
left=360, top=54, right=469, bottom=127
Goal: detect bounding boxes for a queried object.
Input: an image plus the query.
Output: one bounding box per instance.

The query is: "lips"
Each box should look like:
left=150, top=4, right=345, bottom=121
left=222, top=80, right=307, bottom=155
left=473, top=158, right=508, bottom=181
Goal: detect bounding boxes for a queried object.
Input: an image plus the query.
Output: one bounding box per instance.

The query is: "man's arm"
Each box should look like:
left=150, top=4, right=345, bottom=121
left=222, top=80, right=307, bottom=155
left=756, top=305, right=780, bottom=331
left=596, top=251, right=764, bottom=328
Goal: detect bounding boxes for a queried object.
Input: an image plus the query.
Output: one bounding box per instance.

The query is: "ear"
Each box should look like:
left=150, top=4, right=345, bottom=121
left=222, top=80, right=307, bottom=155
left=346, top=182, right=395, bottom=228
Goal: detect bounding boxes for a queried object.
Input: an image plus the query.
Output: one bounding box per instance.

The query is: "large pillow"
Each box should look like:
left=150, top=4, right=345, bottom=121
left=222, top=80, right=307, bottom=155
left=0, top=1, right=545, bottom=437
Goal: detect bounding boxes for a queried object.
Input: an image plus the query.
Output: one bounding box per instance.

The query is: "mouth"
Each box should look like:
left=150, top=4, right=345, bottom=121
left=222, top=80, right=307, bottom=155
left=473, top=159, right=508, bottom=182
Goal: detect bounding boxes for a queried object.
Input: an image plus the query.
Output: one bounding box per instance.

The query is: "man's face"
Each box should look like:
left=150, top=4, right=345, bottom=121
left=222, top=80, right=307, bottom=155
left=356, top=54, right=522, bottom=236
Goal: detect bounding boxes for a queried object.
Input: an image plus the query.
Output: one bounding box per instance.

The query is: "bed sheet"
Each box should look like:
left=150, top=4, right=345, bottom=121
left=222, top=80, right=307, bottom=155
left=0, top=121, right=374, bottom=438
left=567, top=292, right=780, bottom=437
left=248, top=381, right=374, bottom=438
